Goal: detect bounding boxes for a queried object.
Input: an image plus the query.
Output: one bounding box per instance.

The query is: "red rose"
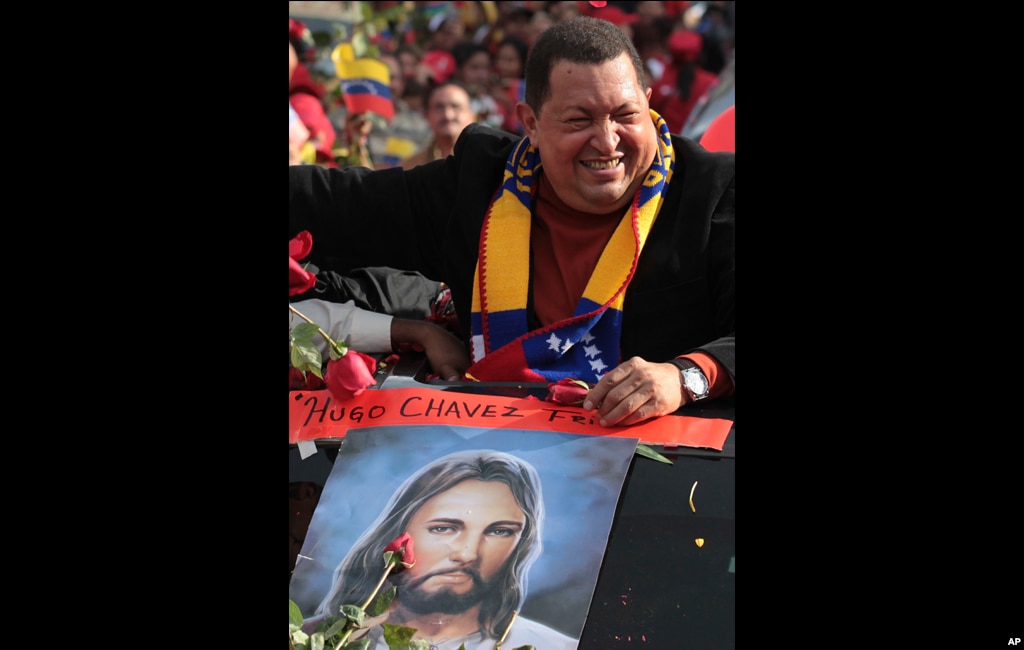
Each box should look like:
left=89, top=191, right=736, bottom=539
left=323, top=350, right=378, bottom=399
left=384, top=532, right=416, bottom=570
left=289, top=231, right=317, bottom=297
left=546, top=378, right=591, bottom=405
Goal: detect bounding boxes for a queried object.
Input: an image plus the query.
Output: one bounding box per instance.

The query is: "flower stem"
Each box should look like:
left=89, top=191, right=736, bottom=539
left=289, top=304, right=346, bottom=357
left=362, top=563, right=395, bottom=610
left=333, top=563, right=396, bottom=649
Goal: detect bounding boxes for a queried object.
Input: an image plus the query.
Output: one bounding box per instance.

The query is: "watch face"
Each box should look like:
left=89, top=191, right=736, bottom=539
left=684, top=369, right=708, bottom=395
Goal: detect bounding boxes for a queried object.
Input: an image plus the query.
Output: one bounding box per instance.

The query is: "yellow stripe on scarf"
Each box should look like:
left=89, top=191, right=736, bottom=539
left=473, top=138, right=535, bottom=314
left=581, top=109, right=673, bottom=309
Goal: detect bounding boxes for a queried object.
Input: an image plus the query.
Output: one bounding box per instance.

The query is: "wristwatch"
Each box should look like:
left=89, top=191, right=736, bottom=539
left=676, top=360, right=710, bottom=402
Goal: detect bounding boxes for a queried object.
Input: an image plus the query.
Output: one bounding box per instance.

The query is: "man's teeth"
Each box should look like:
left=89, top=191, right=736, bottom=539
left=582, top=159, right=620, bottom=170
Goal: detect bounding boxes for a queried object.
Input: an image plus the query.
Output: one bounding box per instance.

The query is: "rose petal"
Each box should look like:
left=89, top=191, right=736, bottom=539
left=289, top=230, right=313, bottom=261
left=324, top=351, right=378, bottom=399
left=384, top=531, right=416, bottom=570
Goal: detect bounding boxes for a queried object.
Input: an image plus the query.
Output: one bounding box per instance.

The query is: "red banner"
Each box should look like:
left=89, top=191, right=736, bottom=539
left=289, top=388, right=733, bottom=449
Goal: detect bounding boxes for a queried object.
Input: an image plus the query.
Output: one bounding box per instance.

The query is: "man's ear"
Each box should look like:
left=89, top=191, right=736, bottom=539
left=516, top=102, right=537, bottom=139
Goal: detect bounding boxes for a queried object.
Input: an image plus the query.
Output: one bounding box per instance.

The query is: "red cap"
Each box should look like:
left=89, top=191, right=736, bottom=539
left=594, top=6, right=639, bottom=25
left=668, top=29, right=703, bottom=63
left=421, top=50, right=456, bottom=83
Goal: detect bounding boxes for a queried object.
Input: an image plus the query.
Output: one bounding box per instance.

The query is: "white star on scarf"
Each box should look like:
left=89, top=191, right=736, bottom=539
left=546, top=333, right=562, bottom=352
left=590, top=358, right=608, bottom=375
left=584, top=344, right=601, bottom=358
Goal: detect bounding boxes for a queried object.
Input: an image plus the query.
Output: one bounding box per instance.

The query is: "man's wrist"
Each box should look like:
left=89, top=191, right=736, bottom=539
left=669, top=358, right=710, bottom=403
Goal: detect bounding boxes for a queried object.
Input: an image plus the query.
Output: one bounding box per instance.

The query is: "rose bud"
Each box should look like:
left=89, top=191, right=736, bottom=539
left=324, top=350, right=378, bottom=399
left=383, top=532, right=416, bottom=570
left=545, top=378, right=591, bottom=405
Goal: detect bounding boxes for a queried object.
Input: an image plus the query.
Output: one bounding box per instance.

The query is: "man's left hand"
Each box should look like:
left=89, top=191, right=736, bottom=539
left=582, top=357, right=685, bottom=427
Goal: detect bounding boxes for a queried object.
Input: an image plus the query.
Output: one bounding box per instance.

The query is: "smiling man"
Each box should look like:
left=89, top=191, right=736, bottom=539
left=304, top=450, right=576, bottom=649
left=289, top=16, right=736, bottom=426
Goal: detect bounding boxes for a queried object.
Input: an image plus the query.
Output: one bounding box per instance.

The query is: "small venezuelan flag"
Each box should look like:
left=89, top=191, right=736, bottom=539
left=379, top=136, right=420, bottom=168
left=332, top=43, right=394, bottom=121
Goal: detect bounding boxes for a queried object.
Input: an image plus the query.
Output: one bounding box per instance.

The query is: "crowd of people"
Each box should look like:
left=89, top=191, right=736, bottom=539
left=289, top=1, right=735, bottom=170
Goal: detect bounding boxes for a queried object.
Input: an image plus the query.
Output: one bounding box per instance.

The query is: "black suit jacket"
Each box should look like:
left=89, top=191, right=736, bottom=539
left=289, top=123, right=735, bottom=384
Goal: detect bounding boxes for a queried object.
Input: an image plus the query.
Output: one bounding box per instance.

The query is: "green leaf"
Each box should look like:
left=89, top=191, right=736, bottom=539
left=291, top=339, right=324, bottom=377
left=316, top=616, right=348, bottom=640
left=635, top=444, right=673, bottom=464
left=367, top=586, right=396, bottom=616
left=290, top=599, right=304, bottom=626
left=382, top=623, right=418, bottom=647
left=290, top=629, right=309, bottom=648
left=341, top=604, right=366, bottom=626
left=291, top=322, right=321, bottom=341
left=310, top=631, right=325, bottom=650
left=342, top=639, right=371, bottom=650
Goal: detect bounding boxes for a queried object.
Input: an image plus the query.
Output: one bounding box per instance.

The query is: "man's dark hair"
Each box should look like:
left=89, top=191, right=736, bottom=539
left=313, top=450, right=545, bottom=640
left=524, top=15, right=647, bottom=112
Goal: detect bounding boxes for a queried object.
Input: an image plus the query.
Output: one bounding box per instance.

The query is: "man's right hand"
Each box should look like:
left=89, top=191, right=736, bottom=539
left=390, top=319, right=470, bottom=381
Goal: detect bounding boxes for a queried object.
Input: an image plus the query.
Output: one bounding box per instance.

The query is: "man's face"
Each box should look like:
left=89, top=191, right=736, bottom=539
left=396, top=479, right=525, bottom=613
left=517, top=52, right=657, bottom=215
left=426, top=85, right=475, bottom=143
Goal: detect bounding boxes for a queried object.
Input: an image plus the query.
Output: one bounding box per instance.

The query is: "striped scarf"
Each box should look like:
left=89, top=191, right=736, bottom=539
left=466, top=110, right=675, bottom=383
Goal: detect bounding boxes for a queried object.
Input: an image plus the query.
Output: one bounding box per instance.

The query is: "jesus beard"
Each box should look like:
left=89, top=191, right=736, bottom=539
left=392, top=568, right=498, bottom=615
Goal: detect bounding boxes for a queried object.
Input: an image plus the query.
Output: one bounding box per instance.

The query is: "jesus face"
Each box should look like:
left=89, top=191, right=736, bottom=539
left=394, top=479, right=525, bottom=614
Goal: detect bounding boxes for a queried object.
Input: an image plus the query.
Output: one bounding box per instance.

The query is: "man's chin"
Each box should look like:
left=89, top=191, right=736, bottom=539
left=398, top=578, right=493, bottom=615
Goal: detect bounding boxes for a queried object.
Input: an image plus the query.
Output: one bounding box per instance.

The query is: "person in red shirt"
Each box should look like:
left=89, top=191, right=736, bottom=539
left=648, top=28, right=718, bottom=133
left=289, top=19, right=337, bottom=166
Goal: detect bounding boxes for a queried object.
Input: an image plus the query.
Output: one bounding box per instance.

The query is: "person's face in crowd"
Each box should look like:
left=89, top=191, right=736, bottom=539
left=396, top=480, right=525, bottom=612
left=398, top=50, right=420, bottom=81
left=635, top=1, right=667, bottom=24
left=431, top=16, right=465, bottom=53
left=518, top=52, right=657, bottom=215
left=503, top=16, right=533, bottom=43
left=380, top=54, right=406, bottom=103
left=495, top=43, right=524, bottom=80
left=527, top=12, right=554, bottom=46
left=458, top=51, right=493, bottom=92
left=426, top=85, right=475, bottom=142
left=547, top=1, right=582, bottom=22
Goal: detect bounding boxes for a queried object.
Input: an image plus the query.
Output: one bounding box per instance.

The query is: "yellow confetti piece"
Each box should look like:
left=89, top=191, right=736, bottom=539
left=695, top=538, right=704, bottom=548
left=689, top=480, right=698, bottom=512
